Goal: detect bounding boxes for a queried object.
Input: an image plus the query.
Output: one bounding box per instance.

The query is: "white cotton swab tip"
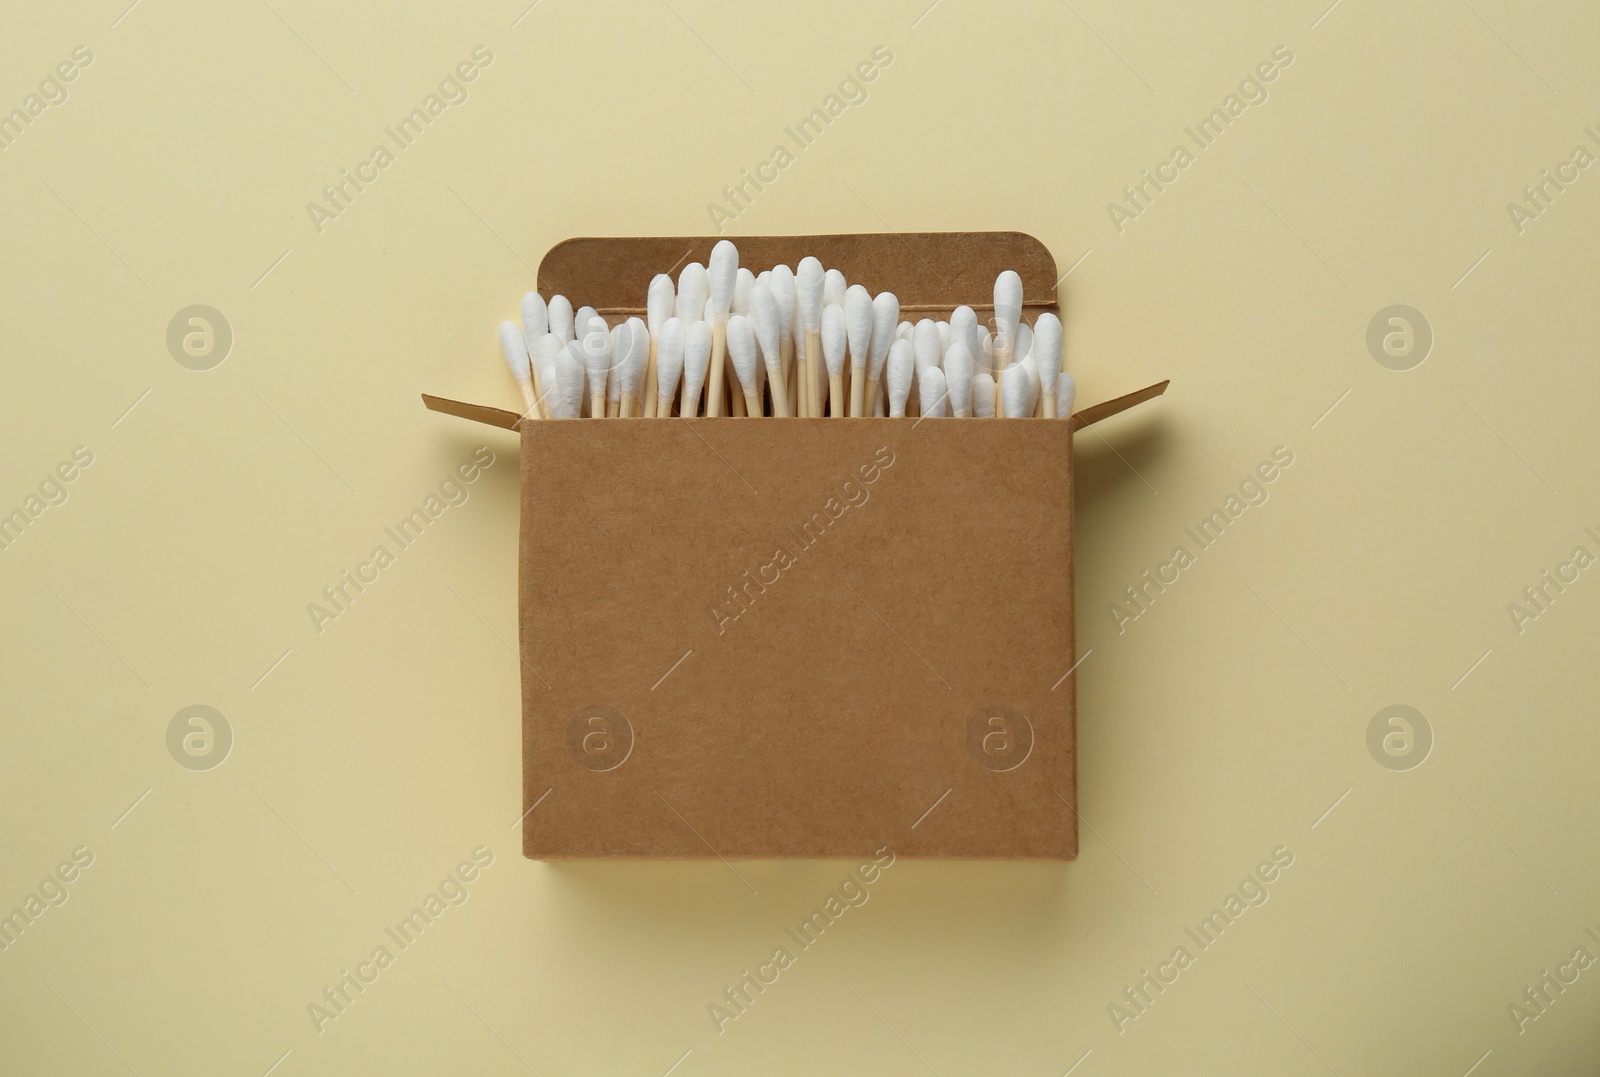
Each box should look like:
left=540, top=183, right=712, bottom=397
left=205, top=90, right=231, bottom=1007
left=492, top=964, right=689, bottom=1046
left=1033, top=311, right=1062, bottom=398
left=823, top=268, right=846, bottom=309
left=912, top=319, right=941, bottom=374
left=499, top=320, right=537, bottom=417
left=796, top=257, right=824, bottom=332
left=950, top=305, right=976, bottom=358
left=749, top=282, right=781, bottom=361
left=536, top=332, right=563, bottom=406
left=869, top=291, right=898, bottom=373
left=607, top=323, right=627, bottom=407
left=1015, top=321, right=1034, bottom=365
left=1001, top=362, right=1031, bottom=417
left=726, top=314, right=760, bottom=393
left=676, top=262, right=708, bottom=323
left=548, top=295, right=574, bottom=344
left=621, top=316, right=649, bottom=407
left=749, top=282, right=787, bottom=415
left=944, top=341, right=973, bottom=417
left=657, top=318, right=686, bottom=415
left=520, top=293, right=548, bottom=352
left=886, top=339, right=914, bottom=417
left=499, top=321, right=532, bottom=384
left=709, top=240, right=738, bottom=320
left=936, top=320, right=951, bottom=354
left=769, top=264, right=796, bottom=340
left=1057, top=371, right=1077, bottom=419
left=994, top=270, right=1023, bottom=343
left=918, top=366, right=949, bottom=418
left=973, top=371, right=997, bottom=418
left=583, top=321, right=611, bottom=405
left=844, top=285, right=873, bottom=376
left=733, top=267, right=755, bottom=316
left=648, top=274, right=675, bottom=334
left=682, top=320, right=712, bottom=416
left=557, top=342, right=585, bottom=419
left=822, top=304, right=847, bottom=378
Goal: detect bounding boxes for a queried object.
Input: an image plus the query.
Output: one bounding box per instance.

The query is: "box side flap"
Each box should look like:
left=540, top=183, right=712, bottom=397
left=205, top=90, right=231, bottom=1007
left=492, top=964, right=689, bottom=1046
left=422, top=382, right=1170, bottom=433
left=537, top=232, right=1059, bottom=317
left=421, top=394, right=523, bottom=431
left=1070, top=380, right=1169, bottom=432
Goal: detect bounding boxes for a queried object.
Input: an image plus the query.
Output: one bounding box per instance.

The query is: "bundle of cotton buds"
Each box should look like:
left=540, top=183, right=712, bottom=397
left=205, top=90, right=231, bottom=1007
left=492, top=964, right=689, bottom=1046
left=496, top=240, right=1076, bottom=419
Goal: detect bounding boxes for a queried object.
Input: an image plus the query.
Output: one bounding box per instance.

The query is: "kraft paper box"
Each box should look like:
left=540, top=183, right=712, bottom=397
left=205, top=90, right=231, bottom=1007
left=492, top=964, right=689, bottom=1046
left=424, top=232, right=1166, bottom=860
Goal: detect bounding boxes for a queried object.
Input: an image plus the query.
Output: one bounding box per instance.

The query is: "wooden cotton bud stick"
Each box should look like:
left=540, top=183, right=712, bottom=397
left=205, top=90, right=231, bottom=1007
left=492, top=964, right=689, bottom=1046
left=645, top=274, right=674, bottom=418
left=681, top=321, right=712, bottom=417
left=749, top=281, right=789, bottom=417
left=726, top=315, right=763, bottom=417
left=944, top=340, right=974, bottom=417
left=620, top=317, right=649, bottom=417
left=886, top=339, right=915, bottom=417
left=918, top=366, right=949, bottom=418
left=655, top=318, right=686, bottom=417
left=1057, top=371, right=1077, bottom=420
left=865, top=292, right=898, bottom=417
left=556, top=341, right=585, bottom=419
left=1001, top=362, right=1032, bottom=417
left=844, top=285, right=872, bottom=417
left=743, top=338, right=766, bottom=415
left=1033, top=312, right=1063, bottom=418
left=972, top=371, right=997, bottom=418
left=548, top=295, right=574, bottom=344
left=821, top=304, right=848, bottom=417
left=813, top=332, right=830, bottom=417
left=498, top=321, right=539, bottom=419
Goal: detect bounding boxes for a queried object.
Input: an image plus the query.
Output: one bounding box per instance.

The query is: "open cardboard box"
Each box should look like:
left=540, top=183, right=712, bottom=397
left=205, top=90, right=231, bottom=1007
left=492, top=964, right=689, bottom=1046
left=425, top=232, right=1166, bottom=860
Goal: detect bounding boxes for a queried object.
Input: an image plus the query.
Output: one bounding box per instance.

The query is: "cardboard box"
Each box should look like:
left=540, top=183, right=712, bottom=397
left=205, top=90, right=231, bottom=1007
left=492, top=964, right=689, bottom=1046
left=425, top=232, right=1166, bottom=860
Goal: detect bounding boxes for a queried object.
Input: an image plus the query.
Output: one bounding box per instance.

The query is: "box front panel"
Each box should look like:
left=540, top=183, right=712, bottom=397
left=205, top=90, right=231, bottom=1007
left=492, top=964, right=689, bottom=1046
left=520, top=419, right=1077, bottom=860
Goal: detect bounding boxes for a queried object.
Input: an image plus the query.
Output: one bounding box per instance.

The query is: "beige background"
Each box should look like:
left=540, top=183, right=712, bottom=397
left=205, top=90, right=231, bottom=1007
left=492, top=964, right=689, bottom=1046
left=3, top=0, right=1598, bottom=1073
